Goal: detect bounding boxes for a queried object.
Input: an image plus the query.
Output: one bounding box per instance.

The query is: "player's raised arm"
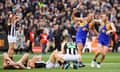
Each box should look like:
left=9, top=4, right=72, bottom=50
left=94, top=19, right=101, bottom=23
left=71, top=8, right=83, bottom=21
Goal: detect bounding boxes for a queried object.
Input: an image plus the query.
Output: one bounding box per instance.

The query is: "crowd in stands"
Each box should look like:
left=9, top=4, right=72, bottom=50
left=0, top=0, right=120, bottom=53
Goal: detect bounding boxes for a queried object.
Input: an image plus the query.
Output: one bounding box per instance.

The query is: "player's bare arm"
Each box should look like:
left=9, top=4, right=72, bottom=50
left=106, top=22, right=116, bottom=34
left=71, top=8, right=85, bottom=21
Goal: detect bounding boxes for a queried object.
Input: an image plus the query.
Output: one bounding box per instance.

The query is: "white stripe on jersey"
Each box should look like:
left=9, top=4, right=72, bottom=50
left=71, top=48, right=74, bottom=55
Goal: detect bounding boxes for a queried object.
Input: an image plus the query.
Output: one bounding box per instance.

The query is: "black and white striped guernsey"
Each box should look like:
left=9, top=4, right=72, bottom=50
left=64, top=42, right=77, bottom=55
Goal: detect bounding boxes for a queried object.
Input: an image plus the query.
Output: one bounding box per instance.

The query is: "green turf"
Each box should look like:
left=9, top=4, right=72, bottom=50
left=0, top=52, right=120, bottom=72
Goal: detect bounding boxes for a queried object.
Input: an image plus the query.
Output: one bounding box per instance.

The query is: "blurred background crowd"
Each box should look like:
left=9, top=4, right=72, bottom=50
left=0, top=0, right=120, bottom=54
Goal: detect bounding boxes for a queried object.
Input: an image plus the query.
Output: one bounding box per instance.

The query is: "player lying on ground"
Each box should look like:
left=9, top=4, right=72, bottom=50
left=27, top=49, right=80, bottom=69
left=27, top=36, right=81, bottom=69
left=3, top=53, right=29, bottom=69
left=27, top=50, right=65, bottom=69
left=3, top=52, right=64, bottom=69
left=3, top=37, right=80, bottom=69
left=3, top=49, right=80, bottom=69
left=91, top=14, right=116, bottom=68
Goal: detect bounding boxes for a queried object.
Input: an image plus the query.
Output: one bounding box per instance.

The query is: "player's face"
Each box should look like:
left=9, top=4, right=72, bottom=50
left=88, top=13, right=93, bottom=21
left=101, top=15, right=107, bottom=22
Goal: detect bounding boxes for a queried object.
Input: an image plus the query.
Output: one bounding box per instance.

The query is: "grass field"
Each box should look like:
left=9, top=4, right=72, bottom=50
left=0, top=52, right=120, bottom=72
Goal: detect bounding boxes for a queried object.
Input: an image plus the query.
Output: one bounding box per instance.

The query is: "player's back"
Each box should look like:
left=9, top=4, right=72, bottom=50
left=64, top=42, right=77, bottom=55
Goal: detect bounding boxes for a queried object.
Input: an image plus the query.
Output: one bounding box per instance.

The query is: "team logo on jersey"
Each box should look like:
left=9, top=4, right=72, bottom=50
left=82, top=27, right=88, bottom=31
left=102, top=29, right=106, bottom=32
left=79, top=23, right=88, bottom=31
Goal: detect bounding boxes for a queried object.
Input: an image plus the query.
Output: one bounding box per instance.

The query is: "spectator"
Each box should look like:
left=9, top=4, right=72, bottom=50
left=46, top=22, right=55, bottom=52
left=29, top=27, right=36, bottom=53
left=40, top=29, right=48, bottom=54
left=53, top=24, right=62, bottom=51
left=0, top=0, right=120, bottom=54
left=15, top=25, right=25, bottom=54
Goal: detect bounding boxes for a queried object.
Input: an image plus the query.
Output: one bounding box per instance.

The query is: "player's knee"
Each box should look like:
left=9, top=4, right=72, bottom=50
left=51, top=50, right=58, bottom=56
left=3, top=53, right=7, bottom=56
left=102, top=53, right=106, bottom=56
left=9, top=47, right=14, bottom=50
left=36, top=55, right=42, bottom=60
left=102, top=51, right=107, bottom=55
left=77, top=48, right=82, bottom=52
left=37, top=55, right=42, bottom=58
left=24, top=53, right=29, bottom=57
left=3, top=53, right=8, bottom=58
left=77, top=45, right=83, bottom=50
left=33, top=56, right=38, bottom=59
left=53, top=50, right=57, bottom=53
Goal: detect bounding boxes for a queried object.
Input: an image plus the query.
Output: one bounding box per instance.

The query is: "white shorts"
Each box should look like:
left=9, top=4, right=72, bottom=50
left=8, top=35, right=16, bottom=43
left=46, top=60, right=59, bottom=69
left=59, top=54, right=80, bottom=61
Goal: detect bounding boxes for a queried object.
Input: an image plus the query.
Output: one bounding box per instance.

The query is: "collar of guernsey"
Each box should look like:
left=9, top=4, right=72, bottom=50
left=79, top=22, right=89, bottom=30
left=66, top=42, right=76, bottom=49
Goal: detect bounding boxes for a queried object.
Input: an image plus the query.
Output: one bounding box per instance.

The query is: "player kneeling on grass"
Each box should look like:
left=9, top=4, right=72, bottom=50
left=91, top=14, right=116, bottom=68
left=60, top=36, right=80, bottom=69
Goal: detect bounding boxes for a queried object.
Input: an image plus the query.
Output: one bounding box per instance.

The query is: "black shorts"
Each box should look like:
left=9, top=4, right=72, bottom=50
left=35, top=61, right=46, bottom=68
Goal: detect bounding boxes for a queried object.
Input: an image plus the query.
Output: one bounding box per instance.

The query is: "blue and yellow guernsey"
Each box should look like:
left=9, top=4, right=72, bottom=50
left=98, top=22, right=111, bottom=46
left=76, top=22, right=89, bottom=45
